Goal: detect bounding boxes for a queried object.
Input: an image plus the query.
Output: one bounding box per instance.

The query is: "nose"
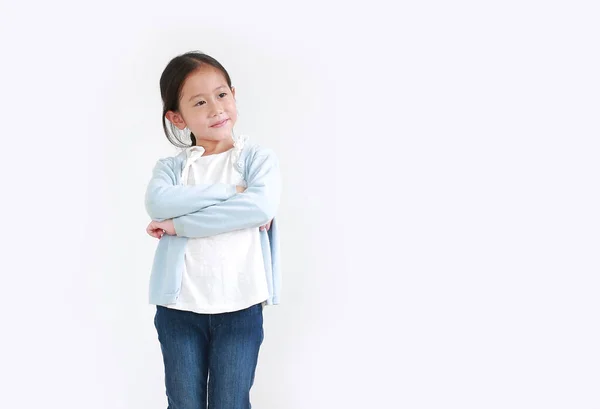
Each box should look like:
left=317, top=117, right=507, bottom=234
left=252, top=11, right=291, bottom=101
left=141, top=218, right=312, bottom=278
left=210, top=100, right=224, bottom=117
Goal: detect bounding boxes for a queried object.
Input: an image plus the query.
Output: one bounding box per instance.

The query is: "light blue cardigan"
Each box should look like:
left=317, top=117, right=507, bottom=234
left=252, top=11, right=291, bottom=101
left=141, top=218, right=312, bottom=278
left=145, top=137, right=281, bottom=306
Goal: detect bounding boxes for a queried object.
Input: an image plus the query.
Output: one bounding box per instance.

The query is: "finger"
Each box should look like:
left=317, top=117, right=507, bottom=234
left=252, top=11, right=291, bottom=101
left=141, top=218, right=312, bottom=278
left=147, top=223, right=156, bottom=236
left=147, top=227, right=162, bottom=238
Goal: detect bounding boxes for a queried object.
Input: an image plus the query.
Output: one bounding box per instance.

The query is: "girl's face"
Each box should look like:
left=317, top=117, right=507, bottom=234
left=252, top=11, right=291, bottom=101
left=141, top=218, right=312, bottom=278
left=166, top=64, right=237, bottom=145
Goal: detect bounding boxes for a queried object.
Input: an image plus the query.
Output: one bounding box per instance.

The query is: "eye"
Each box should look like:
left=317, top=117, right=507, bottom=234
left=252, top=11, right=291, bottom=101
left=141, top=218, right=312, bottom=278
left=218, top=92, right=227, bottom=98
left=194, top=100, right=206, bottom=106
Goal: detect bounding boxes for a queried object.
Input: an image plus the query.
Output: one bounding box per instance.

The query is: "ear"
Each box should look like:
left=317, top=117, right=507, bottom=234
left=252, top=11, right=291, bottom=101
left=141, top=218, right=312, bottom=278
left=165, top=110, right=187, bottom=130
left=231, top=86, right=236, bottom=99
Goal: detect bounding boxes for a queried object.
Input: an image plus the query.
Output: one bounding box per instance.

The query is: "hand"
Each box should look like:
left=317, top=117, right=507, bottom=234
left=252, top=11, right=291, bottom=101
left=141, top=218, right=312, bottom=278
left=236, top=185, right=246, bottom=193
left=146, top=219, right=176, bottom=239
left=260, top=219, right=273, bottom=232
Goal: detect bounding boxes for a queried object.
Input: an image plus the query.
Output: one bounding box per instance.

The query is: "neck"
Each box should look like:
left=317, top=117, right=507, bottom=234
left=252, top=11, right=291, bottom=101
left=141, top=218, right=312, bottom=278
left=196, top=137, right=234, bottom=155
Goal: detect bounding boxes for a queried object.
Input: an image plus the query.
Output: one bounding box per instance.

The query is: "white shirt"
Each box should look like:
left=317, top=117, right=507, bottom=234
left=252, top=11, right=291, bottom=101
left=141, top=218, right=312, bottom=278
left=166, top=145, right=269, bottom=314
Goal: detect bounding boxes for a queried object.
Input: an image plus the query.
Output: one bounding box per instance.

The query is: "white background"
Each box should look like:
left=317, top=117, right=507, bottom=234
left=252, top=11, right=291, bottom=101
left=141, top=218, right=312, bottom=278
left=1, top=1, right=599, bottom=408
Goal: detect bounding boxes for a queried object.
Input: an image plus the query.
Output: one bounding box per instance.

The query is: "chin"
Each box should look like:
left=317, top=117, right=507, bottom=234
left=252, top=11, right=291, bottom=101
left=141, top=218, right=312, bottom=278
left=213, top=127, right=234, bottom=139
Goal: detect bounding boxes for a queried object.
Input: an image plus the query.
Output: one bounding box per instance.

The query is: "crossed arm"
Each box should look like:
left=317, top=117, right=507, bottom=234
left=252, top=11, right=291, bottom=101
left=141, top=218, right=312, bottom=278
left=145, top=149, right=281, bottom=239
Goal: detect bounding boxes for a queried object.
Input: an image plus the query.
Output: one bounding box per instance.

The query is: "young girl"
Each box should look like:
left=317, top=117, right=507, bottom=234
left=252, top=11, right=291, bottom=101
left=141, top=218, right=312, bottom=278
left=144, top=51, right=281, bottom=409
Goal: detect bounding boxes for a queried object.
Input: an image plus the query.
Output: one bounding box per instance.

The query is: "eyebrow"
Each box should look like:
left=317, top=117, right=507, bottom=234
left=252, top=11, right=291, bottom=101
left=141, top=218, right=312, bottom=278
left=188, top=85, right=228, bottom=102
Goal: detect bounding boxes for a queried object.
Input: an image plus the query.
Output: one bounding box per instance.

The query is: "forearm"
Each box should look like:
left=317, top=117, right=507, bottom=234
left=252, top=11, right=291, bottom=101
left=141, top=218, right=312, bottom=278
left=172, top=185, right=278, bottom=237
left=145, top=182, right=237, bottom=221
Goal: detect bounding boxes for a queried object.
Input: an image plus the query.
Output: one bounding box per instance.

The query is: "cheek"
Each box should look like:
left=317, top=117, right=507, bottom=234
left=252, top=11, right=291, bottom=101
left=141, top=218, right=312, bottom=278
left=187, top=115, right=209, bottom=128
left=227, top=102, right=238, bottom=122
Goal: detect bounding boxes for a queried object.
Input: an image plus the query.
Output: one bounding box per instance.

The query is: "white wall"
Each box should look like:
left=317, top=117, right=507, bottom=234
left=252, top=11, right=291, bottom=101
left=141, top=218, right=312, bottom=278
left=1, top=1, right=599, bottom=408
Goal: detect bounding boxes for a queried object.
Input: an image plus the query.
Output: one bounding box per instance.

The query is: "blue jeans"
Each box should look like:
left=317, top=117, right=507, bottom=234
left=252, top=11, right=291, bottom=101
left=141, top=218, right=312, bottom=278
left=154, top=303, right=264, bottom=409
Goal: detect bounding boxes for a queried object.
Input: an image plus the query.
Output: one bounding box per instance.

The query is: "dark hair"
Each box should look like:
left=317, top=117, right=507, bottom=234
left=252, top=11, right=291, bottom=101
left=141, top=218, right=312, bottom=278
left=159, top=51, right=233, bottom=147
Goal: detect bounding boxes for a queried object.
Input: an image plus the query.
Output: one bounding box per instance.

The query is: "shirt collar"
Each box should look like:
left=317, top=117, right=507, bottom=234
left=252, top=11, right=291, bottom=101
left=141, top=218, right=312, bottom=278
left=184, top=145, right=205, bottom=160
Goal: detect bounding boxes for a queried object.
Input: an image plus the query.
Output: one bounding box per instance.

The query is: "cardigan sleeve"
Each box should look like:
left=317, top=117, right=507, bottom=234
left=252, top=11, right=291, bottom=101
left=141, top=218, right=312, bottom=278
left=144, top=157, right=237, bottom=221
left=172, top=148, right=281, bottom=238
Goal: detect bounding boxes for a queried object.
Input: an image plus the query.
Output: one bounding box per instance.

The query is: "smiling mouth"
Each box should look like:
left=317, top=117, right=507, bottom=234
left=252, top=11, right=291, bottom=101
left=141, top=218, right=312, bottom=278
left=211, top=119, right=229, bottom=128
